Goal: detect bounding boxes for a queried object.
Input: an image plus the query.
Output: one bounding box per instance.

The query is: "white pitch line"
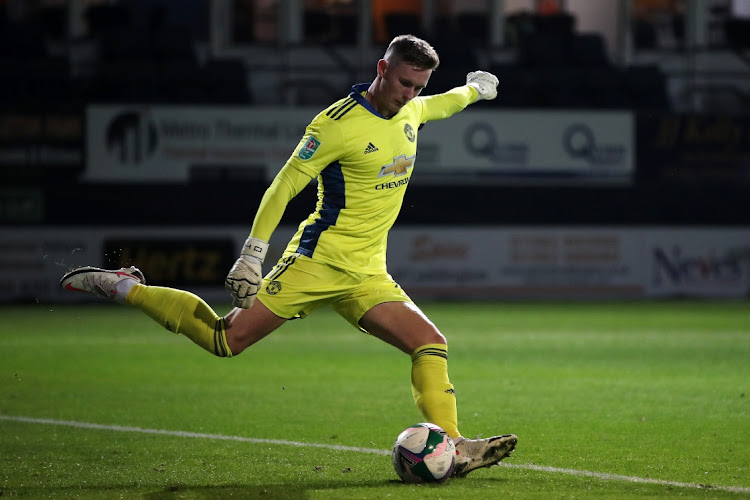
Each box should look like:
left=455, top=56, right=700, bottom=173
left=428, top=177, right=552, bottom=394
left=2, top=414, right=749, bottom=495
left=500, top=463, right=750, bottom=495
left=0, top=415, right=387, bottom=456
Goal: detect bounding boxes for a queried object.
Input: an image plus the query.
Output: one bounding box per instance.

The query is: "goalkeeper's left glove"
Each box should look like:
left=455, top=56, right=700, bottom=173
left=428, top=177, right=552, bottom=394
left=467, top=70, right=499, bottom=101
left=225, top=236, right=268, bottom=309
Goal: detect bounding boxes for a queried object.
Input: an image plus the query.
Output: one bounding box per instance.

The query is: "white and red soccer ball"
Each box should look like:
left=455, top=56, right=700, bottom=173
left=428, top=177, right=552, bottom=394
left=392, top=422, right=455, bottom=483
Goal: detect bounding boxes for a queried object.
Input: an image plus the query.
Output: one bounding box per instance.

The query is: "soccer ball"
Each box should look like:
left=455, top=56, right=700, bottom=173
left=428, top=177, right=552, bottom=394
left=392, top=423, right=455, bottom=483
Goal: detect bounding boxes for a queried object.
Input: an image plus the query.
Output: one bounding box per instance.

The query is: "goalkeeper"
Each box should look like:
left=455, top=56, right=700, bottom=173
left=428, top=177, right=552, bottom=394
left=61, top=34, right=516, bottom=477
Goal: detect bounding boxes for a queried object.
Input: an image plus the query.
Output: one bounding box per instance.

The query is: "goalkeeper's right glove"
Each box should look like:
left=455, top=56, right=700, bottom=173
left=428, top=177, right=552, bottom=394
left=466, top=70, right=499, bottom=101
left=225, top=236, right=268, bottom=309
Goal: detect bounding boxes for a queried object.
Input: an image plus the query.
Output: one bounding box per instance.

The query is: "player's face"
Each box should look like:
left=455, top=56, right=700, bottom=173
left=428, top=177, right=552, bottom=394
left=378, top=59, right=432, bottom=117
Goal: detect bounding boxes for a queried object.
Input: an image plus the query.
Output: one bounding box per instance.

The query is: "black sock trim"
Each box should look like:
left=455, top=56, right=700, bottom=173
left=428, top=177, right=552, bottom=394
left=213, top=318, right=228, bottom=357
left=413, top=346, right=448, bottom=360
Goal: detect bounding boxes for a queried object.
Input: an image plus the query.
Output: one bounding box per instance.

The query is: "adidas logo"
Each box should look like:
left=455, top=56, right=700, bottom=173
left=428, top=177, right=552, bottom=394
left=364, top=142, right=379, bottom=154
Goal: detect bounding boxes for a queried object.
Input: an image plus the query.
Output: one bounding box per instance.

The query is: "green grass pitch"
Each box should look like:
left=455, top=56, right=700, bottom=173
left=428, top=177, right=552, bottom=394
left=1, top=300, right=749, bottom=499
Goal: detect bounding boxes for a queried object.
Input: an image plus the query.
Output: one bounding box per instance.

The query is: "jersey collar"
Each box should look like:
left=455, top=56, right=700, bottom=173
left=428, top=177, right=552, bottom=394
left=349, top=82, right=386, bottom=119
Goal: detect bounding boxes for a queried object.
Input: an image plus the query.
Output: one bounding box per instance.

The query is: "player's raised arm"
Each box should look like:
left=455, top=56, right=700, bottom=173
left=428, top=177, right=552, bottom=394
left=419, top=69, right=499, bottom=123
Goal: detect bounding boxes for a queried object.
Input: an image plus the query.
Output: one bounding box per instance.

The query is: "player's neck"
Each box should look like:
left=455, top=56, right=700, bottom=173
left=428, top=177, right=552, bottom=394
left=365, top=80, right=395, bottom=119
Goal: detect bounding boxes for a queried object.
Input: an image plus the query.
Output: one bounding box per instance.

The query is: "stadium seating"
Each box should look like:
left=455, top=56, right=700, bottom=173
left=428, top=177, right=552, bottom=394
left=84, top=58, right=250, bottom=105
left=0, top=61, right=32, bottom=109
left=581, top=67, right=631, bottom=108
left=519, top=32, right=571, bottom=67
left=491, top=62, right=669, bottom=110
left=487, top=64, right=540, bottom=108
left=456, top=12, right=489, bottom=47
left=384, top=13, right=423, bottom=40
left=490, top=26, right=669, bottom=110
left=724, top=18, right=750, bottom=49
left=84, top=4, right=131, bottom=36
left=569, top=33, right=609, bottom=67
left=0, top=4, right=673, bottom=110
left=204, top=59, right=252, bottom=104
left=536, top=67, right=589, bottom=108
left=625, top=65, right=670, bottom=110
left=534, top=12, right=576, bottom=38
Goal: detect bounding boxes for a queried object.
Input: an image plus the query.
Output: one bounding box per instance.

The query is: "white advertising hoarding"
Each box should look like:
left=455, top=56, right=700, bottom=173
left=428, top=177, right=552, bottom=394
left=387, top=228, right=645, bottom=298
left=644, top=229, right=750, bottom=297
left=86, top=106, right=315, bottom=182
left=3, top=227, right=745, bottom=303
left=417, top=110, right=633, bottom=183
left=85, top=106, right=633, bottom=184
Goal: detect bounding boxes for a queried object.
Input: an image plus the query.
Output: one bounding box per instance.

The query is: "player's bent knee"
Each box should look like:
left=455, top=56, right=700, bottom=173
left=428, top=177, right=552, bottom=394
left=409, top=328, right=447, bottom=353
left=426, top=330, right=447, bottom=345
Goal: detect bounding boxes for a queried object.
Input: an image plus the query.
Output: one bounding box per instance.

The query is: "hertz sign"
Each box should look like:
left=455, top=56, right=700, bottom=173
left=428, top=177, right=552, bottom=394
left=103, top=239, right=234, bottom=287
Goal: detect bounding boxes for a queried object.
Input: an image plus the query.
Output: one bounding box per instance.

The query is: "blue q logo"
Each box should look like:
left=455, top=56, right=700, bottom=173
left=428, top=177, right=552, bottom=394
left=563, top=124, right=625, bottom=166
left=463, top=122, right=528, bottom=163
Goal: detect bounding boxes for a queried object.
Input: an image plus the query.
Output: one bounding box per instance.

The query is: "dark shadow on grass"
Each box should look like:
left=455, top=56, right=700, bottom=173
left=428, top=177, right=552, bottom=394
left=143, top=484, right=313, bottom=499
left=141, top=477, right=498, bottom=498
left=142, top=480, right=403, bottom=499
left=4, top=476, right=513, bottom=498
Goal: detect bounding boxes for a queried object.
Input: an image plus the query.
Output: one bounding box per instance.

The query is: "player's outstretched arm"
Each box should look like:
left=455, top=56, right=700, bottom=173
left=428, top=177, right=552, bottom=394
left=466, top=70, right=499, bottom=101
left=224, top=164, right=313, bottom=308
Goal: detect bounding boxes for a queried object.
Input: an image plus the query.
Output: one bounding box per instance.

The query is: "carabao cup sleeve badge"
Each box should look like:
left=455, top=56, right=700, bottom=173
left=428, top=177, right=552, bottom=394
left=298, top=136, right=321, bottom=160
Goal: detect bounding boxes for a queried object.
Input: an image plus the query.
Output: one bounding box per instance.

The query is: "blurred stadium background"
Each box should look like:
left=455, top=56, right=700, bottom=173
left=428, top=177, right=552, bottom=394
left=2, top=0, right=749, bottom=303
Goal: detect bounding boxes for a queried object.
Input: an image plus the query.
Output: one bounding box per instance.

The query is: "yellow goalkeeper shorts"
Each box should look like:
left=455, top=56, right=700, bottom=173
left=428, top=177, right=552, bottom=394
left=257, top=253, right=411, bottom=331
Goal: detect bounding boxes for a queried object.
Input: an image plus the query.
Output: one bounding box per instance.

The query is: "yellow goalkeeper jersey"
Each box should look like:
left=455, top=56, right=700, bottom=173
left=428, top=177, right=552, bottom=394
left=276, top=83, right=477, bottom=274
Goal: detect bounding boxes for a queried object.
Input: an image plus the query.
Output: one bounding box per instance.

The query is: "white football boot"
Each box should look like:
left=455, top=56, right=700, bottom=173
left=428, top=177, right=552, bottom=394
left=452, top=434, right=518, bottom=477
left=60, top=266, right=145, bottom=302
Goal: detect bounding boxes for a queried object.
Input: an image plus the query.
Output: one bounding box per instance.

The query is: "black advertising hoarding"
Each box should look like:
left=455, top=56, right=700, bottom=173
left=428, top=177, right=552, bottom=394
left=0, top=110, right=83, bottom=170
left=636, top=113, right=750, bottom=184
left=102, top=238, right=235, bottom=288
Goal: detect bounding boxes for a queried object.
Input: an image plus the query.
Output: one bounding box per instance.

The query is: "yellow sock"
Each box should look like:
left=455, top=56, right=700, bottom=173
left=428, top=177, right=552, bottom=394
left=411, top=343, right=460, bottom=439
left=126, top=284, right=232, bottom=357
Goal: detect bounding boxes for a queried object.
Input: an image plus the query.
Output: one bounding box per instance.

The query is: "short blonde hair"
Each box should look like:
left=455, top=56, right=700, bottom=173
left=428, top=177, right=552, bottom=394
left=384, top=34, right=440, bottom=70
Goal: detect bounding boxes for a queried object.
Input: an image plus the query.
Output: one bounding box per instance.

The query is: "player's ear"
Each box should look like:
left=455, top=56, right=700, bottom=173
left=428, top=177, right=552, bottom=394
left=377, top=59, right=388, bottom=78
